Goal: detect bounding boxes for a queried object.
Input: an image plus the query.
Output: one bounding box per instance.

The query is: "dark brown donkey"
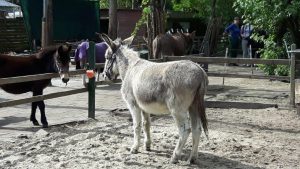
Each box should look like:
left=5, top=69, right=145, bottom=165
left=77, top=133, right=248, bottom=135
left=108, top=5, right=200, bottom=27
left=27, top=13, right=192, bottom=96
left=152, top=31, right=196, bottom=59
left=0, top=45, right=72, bottom=128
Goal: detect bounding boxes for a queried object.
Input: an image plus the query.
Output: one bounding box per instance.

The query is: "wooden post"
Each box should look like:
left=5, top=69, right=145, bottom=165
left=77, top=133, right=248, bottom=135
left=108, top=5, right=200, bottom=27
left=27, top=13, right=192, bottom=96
left=47, top=0, right=53, bottom=46
left=223, top=48, right=229, bottom=86
left=88, top=41, right=96, bottom=119
left=290, top=44, right=296, bottom=107
left=41, top=0, right=53, bottom=48
left=41, top=0, right=47, bottom=48
left=249, top=45, right=254, bottom=75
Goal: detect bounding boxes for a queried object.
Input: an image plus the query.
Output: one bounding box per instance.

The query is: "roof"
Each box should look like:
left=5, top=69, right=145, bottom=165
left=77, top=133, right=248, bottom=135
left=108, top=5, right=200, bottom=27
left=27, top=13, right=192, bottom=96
left=0, top=0, right=20, bottom=12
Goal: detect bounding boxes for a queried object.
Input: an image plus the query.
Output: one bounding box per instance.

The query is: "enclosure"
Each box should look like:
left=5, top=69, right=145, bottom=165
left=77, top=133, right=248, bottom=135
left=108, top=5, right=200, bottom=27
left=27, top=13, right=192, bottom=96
left=0, top=64, right=299, bottom=169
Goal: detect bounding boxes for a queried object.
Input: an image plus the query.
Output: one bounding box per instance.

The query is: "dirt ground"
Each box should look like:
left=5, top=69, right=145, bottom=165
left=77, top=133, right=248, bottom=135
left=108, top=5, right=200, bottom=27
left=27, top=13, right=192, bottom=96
left=0, top=64, right=299, bottom=169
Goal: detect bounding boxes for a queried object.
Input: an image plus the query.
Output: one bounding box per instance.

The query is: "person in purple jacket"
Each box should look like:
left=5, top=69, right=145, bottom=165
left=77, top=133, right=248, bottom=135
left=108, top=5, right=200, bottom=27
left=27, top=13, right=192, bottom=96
left=223, top=17, right=241, bottom=60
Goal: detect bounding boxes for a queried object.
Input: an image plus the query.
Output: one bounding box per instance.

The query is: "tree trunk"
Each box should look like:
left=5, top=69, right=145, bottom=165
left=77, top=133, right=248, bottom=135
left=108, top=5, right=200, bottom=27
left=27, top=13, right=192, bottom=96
left=47, top=0, right=53, bottom=46
left=131, top=0, right=140, bottom=9
left=147, top=0, right=165, bottom=59
left=200, top=0, right=219, bottom=57
left=108, top=0, right=118, bottom=39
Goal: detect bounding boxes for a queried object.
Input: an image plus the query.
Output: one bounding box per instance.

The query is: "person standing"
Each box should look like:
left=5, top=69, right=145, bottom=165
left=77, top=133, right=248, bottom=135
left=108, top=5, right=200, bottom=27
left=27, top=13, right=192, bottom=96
left=241, top=23, right=253, bottom=61
left=224, top=17, right=241, bottom=60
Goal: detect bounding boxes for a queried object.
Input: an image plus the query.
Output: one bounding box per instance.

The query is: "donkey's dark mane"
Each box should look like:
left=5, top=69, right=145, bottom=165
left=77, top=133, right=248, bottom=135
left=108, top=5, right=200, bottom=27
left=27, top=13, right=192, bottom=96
left=36, top=46, right=58, bottom=59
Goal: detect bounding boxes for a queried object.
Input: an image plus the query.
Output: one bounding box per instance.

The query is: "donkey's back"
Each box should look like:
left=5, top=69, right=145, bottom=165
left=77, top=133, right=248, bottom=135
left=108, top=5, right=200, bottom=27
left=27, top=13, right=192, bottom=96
left=124, top=60, right=208, bottom=115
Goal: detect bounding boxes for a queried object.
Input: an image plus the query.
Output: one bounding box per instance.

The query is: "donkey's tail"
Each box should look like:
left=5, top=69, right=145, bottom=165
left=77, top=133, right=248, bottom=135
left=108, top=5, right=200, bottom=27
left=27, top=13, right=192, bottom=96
left=196, top=74, right=209, bottom=139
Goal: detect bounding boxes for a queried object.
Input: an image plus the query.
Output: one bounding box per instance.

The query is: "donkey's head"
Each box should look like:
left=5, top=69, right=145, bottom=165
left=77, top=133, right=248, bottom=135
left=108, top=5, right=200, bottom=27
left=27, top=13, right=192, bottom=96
left=100, top=34, right=134, bottom=80
left=55, top=45, right=72, bottom=84
left=180, top=31, right=196, bottom=54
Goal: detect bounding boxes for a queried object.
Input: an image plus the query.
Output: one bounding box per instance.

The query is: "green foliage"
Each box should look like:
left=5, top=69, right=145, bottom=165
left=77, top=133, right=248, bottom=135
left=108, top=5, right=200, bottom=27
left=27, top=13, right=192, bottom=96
left=258, top=36, right=289, bottom=76
left=234, top=0, right=300, bottom=76
left=99, top=0, right=134, bottom=9
left=131, top=0, right=149, bottom=36
left=99, top=0, right=109, bottom=8
left=170, top=0, right=236, bottom=23
left=275, top=65, right=289, bottom=76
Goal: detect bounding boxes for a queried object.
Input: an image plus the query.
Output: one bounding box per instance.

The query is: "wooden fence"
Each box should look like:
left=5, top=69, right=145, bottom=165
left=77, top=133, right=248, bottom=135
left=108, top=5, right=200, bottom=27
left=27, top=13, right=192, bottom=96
left=164, top=44, right=298, bottom=107
left=0, top=42, right=299, bottom=123
left=0, top=18, right=30, bottom=53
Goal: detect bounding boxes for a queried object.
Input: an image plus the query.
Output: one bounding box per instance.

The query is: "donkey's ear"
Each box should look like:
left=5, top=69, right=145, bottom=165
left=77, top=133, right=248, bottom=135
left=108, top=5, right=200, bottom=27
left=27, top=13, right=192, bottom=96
left=58, top=45, right=63, bottom=54
left=58, top=45, right=72, bottom=54
left=100, top=33, right=119, bottom=52
left=122, top=36, right=134, bottom=46
left=68, top=45, right=72, bottom=52
left=190, top=31, right=196, bottom=38
left=100, top=34, right=114, bottom=47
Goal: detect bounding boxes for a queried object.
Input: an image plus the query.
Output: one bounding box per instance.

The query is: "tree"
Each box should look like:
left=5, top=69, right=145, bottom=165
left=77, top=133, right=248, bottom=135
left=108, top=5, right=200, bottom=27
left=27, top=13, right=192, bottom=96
left=170, top=0, right=236, bottom=24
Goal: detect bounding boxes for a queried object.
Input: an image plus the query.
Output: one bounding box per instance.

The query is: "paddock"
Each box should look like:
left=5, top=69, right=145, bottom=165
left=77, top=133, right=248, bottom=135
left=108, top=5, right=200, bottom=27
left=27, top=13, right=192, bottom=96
left=0, top=64, right=299, bottom=169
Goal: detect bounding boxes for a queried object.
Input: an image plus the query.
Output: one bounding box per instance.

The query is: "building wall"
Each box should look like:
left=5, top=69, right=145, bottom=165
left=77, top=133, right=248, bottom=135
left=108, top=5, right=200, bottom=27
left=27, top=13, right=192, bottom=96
left=100, top=9, right=146, bottom=39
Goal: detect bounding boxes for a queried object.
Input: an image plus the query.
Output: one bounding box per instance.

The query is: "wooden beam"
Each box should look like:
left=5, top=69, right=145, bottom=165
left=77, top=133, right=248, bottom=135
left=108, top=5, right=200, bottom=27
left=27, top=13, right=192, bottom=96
left=0, top=70, right=85, bottom=85
left=206, top=101, right=277, bottom=109
left=165, top=56, right=290, bottom=65
left=0, top=88, right=87, bottom=108
left=208, top=72, right=290, bottom=81
left=290, top=44, right=296, bottom=107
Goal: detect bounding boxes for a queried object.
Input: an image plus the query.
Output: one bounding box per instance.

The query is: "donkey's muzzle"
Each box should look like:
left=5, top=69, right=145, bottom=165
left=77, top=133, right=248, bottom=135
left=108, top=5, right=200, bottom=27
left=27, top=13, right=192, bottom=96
left=60, top=73, right=70, bottom=84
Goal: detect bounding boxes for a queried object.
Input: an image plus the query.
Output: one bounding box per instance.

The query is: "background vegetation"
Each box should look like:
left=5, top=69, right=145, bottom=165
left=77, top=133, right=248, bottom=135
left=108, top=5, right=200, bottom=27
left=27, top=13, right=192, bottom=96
left=100, top=0, right=300, bottom=76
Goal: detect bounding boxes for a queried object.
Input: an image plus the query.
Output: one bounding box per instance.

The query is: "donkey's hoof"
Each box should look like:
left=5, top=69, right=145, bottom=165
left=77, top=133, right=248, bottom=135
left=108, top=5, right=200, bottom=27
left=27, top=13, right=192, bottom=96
left=188, top=156, right=198, bottom=164
left=170, top=156, right=179, bottom=164
left=42, top=123, right=48, bottom=128
left=32, top=121, right=40, bottom=126
left=145, top=146, right=151, bottom=151
left=130, top=148, right=138, bottom=154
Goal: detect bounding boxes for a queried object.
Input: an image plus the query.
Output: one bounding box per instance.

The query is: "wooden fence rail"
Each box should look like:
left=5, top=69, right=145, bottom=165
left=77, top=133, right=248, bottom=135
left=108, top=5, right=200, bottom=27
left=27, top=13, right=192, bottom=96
left=0, top=69, right=85, bottom=85
left=0, top=88, right=87, bottom=108
left=164, top=53, right=298, bottom=107
left=165, top=56, right=292, bottom=65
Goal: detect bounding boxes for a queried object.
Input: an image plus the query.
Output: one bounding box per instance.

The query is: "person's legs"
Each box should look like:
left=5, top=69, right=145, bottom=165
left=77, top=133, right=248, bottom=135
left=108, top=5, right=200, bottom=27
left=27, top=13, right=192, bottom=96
left=230, top=37, right=239, bottom=58
left=242, top=39, right=249, bottom=58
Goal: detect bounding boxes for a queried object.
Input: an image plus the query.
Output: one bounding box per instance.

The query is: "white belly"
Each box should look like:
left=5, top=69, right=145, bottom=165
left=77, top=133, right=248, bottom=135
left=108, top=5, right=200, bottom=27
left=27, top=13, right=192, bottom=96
left=138, top=102, right=170, bottom=115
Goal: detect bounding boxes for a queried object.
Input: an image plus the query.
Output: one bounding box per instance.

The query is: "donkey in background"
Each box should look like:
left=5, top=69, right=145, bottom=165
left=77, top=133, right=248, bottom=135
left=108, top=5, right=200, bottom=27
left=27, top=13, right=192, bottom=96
left=100, top=34, right=208, bottom=164
left=152, top=31, right=196, bottom=59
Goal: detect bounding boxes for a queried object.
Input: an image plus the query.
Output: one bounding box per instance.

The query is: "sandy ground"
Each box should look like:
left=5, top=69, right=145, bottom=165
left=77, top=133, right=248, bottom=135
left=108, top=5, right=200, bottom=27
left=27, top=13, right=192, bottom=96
left=0, top=64, right=299, bottom=169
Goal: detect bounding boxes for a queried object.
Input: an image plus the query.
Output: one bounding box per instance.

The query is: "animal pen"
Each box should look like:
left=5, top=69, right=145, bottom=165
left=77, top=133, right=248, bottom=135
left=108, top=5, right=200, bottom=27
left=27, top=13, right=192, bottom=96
left=0, top=42, right=299, bottom=124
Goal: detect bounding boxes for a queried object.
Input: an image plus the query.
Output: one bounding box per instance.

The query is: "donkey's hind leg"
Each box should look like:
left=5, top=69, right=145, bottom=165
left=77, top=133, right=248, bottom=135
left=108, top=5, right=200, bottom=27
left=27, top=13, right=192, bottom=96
left=142, top=111, right=151, bottom=151
left=128, top=104, right=142, bottom=154
left=170, top=112, right=191, bottom=164
left=34, top=89, right=48, bottom=128
left=38, top=100, right=48, bottom=128
left=188, top=105, right=202, bottom=164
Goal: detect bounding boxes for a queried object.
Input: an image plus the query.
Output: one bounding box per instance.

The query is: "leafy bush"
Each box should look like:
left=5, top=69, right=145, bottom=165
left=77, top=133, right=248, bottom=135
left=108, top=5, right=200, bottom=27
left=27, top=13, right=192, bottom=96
left=258, top=35, right=289, bottom=76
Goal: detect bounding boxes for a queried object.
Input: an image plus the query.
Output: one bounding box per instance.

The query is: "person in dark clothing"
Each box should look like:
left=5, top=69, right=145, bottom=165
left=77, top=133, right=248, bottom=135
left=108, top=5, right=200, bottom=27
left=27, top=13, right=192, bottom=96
left=224, top=17, right=241, bottom=59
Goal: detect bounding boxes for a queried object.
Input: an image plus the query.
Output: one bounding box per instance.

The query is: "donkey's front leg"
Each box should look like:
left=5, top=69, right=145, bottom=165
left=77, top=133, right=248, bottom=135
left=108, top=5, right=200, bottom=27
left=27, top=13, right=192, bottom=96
left=128, top=105, right=142, bottom=154
left=142, top=111, right=151, bottom=151
left=30, top=102, right=39, bottom=126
